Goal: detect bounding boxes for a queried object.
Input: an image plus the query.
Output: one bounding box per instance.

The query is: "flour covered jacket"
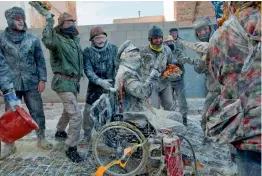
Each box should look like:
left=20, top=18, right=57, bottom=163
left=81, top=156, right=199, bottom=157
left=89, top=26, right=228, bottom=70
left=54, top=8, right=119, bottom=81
left=206, top=3, right=261, bottom=151
left=0, top=28, right=47, bottom=92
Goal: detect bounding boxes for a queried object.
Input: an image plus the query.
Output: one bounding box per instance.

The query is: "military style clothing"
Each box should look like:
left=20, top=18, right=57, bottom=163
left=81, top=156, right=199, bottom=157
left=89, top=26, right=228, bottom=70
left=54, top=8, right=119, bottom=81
left=115, top=40, right=185, bottom=136
left=171, top=39, right=188, bottom=119
left=42, top=16, right=83, bottom=147
left=140, top=45, right=175, bottom=110
left=0, top=28, right=47, bottom=92
left=0, top=49, right=14, bottom=94
left=206, top=5, right=261, bottom=152
left=42, top=17, right=83, bottom=95
left=56, top=92, right=82, bottom=147
left=0, top=27, right=48, bottom=130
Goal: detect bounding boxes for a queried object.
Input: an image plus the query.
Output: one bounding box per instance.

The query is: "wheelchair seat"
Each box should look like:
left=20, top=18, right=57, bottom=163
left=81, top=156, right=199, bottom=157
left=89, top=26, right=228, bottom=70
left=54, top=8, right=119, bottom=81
left=122, top=112, right=149, bottom=129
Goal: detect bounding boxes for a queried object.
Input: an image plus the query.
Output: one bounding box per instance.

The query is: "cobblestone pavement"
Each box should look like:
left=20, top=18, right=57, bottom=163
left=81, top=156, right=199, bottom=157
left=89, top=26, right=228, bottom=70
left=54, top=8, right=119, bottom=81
left=0, top=99, right=238, bottom=176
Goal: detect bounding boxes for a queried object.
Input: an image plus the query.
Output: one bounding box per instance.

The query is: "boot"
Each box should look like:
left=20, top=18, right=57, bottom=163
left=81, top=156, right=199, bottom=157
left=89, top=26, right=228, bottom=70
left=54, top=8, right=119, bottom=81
left=80, top=131, right=92, bottom=145
left=0, top=143, right=16, bottom=160
left=55, top=131, right=68, bottom=141
left=80, top=132, right=92, bottom=153
left=35, top=129, right=53, bottom=150
left=183, top=117, right=187, bottom=127
left=66, top=146, right=84, bottom=163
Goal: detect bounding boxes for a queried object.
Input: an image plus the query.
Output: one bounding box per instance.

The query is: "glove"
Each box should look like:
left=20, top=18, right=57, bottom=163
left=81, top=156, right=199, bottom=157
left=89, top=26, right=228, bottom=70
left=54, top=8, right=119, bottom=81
left=149, top=68, right=161, bottom=80
left=195, top=42, right=209, bottom=53
left=97, top=79, right=113, bottom=90
left=144, top=53, right=154, bottom=61
left=4, top=92, right=22, bottom=111
left=182, top=57, right=194, bottom=65
left=195, top=59, right=207, bottom=71
left=167, top=72, right=182, bottom=81
left=29, top=1, right=52, bottom=17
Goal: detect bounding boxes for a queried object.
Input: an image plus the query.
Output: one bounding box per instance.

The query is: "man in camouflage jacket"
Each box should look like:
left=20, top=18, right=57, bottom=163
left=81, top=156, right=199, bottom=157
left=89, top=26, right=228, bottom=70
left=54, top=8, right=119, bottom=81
left=116, top=39, right=186, bottom=149
left=0, top=6, right=52, bottom=160
left=82, top=26, right=118, bottom=143
left=206, top=2, right=261, bottom=175
left=30, top=2, right=83, bottom=163
left=140, top=26, right=175, bottom=112
left=176, top=18, right=222, bottom=134
left=168, top=28, right=189, bottom=126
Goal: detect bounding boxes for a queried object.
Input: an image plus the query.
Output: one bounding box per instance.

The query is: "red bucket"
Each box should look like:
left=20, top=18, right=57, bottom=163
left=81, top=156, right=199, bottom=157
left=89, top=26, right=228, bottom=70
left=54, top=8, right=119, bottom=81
left=0, top=106, right=39, bottom=144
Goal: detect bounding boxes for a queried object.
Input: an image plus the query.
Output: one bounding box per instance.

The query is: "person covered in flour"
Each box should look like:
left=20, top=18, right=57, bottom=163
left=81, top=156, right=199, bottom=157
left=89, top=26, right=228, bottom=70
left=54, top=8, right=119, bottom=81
left=114, top=40, right=186, bottom=136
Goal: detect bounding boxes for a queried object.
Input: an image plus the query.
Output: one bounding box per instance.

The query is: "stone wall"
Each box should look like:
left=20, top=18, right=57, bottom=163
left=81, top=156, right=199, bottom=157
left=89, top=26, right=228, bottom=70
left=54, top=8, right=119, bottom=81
left=0, top=21, right=207, bottom=103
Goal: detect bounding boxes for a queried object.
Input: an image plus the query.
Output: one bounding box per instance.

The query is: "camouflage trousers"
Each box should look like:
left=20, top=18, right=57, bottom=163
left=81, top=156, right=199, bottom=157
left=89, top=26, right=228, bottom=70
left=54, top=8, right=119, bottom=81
left=5, top=89, right=46, bottom=129
left=150, top=82, right=175, bottom=111
left=171, top=79, right=188, bottom=118
left=82, top=103, right=93, bottom=137
left=201, top=91, right=220, bottom=133
left=56, top=92, right=82, bottom=147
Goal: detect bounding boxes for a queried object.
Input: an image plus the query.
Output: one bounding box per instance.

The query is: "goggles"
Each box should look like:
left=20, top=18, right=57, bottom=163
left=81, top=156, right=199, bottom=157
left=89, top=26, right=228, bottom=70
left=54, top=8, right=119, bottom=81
left=93, top=35, right=107, bottom=42
left=13, top=15, right=25, bottom=22
left=196, top=26, right=210, bottom=35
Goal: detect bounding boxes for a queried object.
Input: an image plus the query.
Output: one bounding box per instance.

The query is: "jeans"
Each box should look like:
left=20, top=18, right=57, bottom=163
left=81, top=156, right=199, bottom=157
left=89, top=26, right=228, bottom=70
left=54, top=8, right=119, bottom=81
left=5, top=89, right=46, bottom=129
left=234, top=148, right=261, bottom=176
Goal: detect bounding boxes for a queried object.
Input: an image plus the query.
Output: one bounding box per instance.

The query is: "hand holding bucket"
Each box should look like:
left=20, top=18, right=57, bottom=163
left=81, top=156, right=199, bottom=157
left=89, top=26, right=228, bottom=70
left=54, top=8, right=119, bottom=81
left=0, top=106, right=39, bottom=144
left=3, top=92, right=22, bottom=111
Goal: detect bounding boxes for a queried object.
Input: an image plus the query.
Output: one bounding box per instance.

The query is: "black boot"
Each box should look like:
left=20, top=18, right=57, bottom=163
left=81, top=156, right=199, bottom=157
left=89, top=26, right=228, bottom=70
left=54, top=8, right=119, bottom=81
left=66, top=146, right=84, bottom=163
left=183, top=117, right=187, bottom=127
left=55, top=131, right=67, bottom=141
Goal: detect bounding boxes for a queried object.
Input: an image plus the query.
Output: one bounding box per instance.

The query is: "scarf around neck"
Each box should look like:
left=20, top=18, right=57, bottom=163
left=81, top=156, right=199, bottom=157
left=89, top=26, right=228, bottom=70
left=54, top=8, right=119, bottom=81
left=91, top=40, right=109, bottom=52
left=5, top=27, right=26, bottom=44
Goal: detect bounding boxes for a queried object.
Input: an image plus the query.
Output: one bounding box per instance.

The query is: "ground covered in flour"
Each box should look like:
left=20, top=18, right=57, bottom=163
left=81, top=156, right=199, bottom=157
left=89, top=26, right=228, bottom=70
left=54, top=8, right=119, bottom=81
left=0, top=99, right=238, bottom=176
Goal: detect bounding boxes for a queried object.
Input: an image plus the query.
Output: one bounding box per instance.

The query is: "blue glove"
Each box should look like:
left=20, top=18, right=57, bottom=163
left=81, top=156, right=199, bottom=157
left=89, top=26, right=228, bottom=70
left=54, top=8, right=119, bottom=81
left=4, top=92, right=22, bottom=111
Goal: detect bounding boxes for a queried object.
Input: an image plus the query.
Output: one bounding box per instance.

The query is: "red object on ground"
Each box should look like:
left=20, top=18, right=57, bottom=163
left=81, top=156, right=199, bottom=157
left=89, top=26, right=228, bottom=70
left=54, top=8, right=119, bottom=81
left=163, top=135, right=184, bottom=176
left=0, top=106, right=39, bottom=144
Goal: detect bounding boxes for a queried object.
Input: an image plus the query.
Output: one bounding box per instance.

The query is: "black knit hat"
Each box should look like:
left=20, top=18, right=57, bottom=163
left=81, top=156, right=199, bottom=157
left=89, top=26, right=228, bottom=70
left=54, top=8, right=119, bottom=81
left=169, top=28, right=178, bottom=33
left=148, top=26, right=163, bottom=41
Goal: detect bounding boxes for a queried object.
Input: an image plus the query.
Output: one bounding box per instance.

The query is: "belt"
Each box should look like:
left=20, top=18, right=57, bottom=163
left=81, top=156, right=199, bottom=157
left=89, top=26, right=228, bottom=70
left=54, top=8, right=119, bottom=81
left=54, top=73, right=80, bottom=82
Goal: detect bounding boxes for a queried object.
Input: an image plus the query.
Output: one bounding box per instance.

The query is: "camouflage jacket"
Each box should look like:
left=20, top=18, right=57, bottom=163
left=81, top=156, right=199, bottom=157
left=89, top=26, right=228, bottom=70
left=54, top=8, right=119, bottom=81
left=0, top=28, right=47, bottom=91
left=122, top=69, right=153, bottom=112
left=42, top=17, right=83, bottom=94
left=180, top=40, right=222, bottom=93
left=206, top=7, right=261, bottom=152
left=0, top=49, right=14, bottom=94
left=140, top=45, right=173, bottom=91
left=173, top=39, right=185, bottom=80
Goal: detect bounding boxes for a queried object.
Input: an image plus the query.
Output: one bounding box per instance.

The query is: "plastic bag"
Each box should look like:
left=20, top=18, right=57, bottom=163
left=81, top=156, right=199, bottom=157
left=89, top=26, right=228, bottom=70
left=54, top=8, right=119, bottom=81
left=90, top=94, right=113, bottom=131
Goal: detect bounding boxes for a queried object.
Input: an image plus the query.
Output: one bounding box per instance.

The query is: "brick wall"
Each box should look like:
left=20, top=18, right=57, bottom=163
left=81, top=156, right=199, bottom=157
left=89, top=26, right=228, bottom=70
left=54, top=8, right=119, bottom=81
left=30, top=1, right=77, bottom=28
left=174, top=1, right=215, bottom=25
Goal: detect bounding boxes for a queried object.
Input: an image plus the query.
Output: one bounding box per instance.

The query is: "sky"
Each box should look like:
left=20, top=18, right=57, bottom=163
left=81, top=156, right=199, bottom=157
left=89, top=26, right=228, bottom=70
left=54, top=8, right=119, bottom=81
left=76, top=1, right=164, bottom=25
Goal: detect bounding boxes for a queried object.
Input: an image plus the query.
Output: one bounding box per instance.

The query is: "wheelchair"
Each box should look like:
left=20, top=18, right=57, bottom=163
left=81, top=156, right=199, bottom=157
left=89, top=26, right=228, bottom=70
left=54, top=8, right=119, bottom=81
left=90, top=92, right=172, bottom=176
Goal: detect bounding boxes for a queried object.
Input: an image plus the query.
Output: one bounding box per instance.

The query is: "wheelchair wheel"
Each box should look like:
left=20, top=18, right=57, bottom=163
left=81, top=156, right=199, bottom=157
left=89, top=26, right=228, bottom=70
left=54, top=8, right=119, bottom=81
left=92, top=121, right=149, bottom=176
